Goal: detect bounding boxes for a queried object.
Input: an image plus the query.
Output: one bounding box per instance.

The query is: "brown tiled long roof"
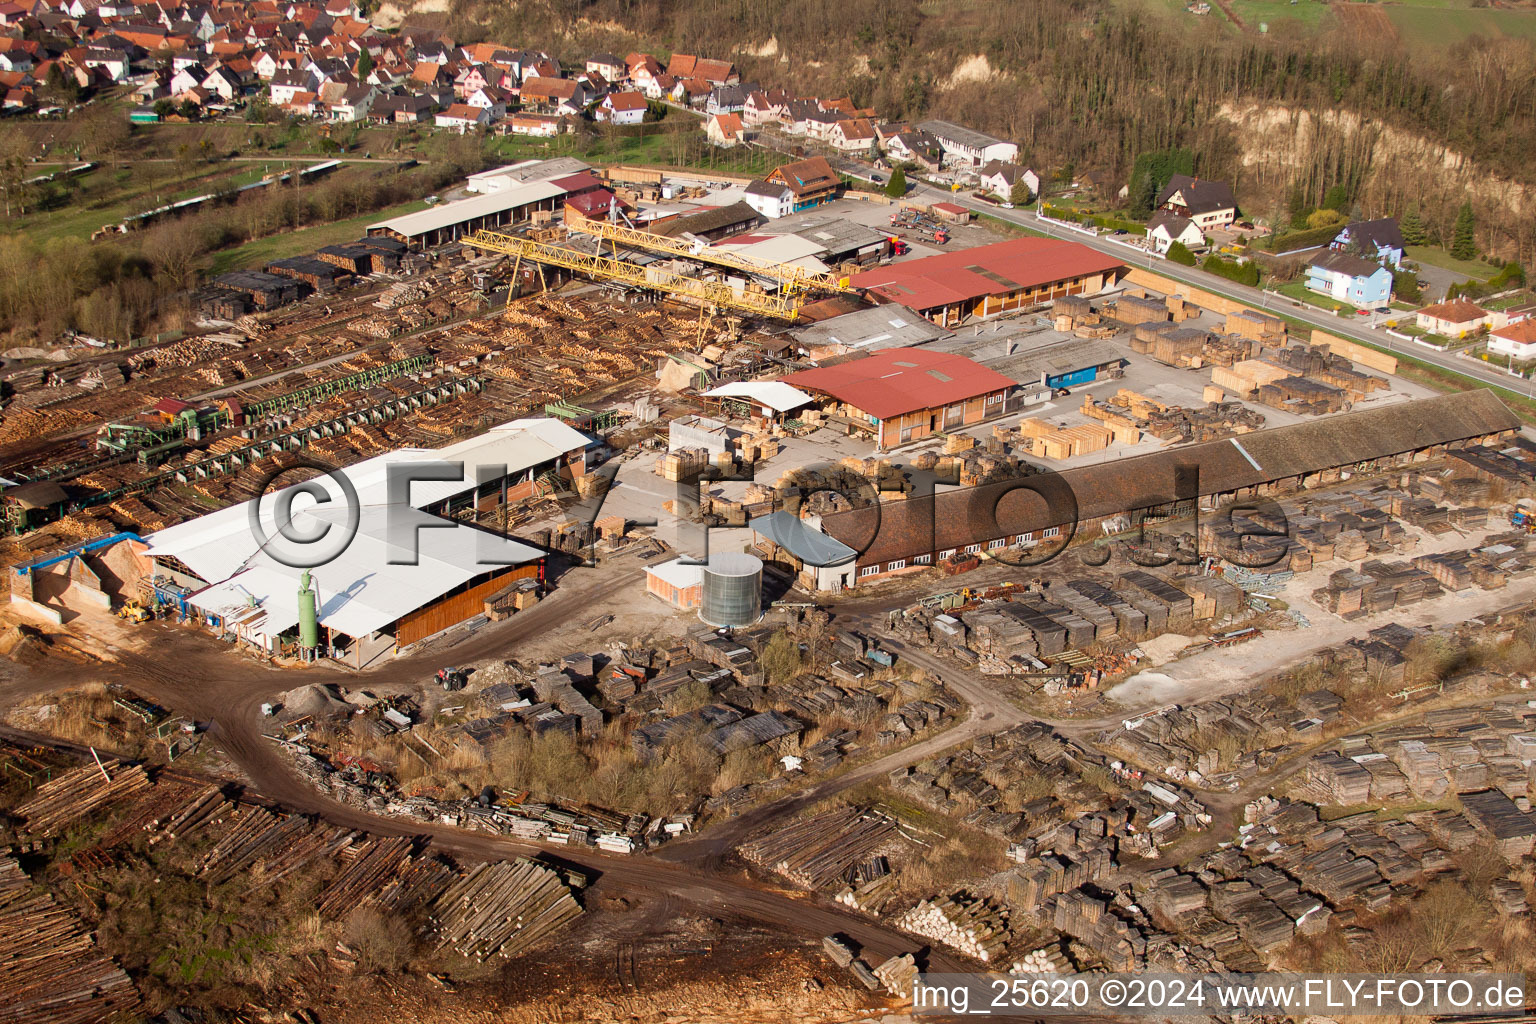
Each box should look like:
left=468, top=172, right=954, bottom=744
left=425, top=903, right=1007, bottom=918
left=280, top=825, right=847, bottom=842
left=820, top=390, right=1517, bottom=564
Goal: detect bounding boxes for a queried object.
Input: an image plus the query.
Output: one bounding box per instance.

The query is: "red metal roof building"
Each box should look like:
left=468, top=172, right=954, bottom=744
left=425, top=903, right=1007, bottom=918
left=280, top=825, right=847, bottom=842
left=780, top=348, right=1015, bottom=449
left=850, top=236, right=1125, bottom=328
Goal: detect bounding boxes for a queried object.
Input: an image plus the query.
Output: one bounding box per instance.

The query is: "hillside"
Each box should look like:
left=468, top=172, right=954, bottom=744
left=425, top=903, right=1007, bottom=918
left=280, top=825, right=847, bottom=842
left=433, top=0, right=1536, bottom=262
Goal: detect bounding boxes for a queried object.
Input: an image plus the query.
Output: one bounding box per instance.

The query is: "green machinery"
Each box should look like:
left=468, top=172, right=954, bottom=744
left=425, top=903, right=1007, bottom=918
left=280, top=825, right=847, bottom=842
left=298, top=569, right=319, bottom=651
left=237, top=354, right=432, bottom=421
left=544, top=399, right=620, bottom=431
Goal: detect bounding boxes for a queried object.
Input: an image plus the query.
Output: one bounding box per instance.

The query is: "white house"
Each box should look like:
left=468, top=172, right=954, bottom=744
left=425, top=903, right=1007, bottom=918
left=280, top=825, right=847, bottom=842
left=268, top=68, right=315, bottom=105
left=1156, top=174, right=1238, bottom=230
left=914, top=119, right=1018, bottom=167
left=1415, top=299, right=1491, bottom=337
left=829, top=117, right=877, bottom=155
left=435, top=102, right=488, bottom=132
left=1146, top=211, right=1204, bottom=255
left=506, top=112, right=562, bottom=137
left=1488, top=319, right=1536, bottom=360
left=596, top=90, right=647, bottom=125
left=465, top=86, right=509, bottom=121
left=977, top=160, right=1039, bottom=201
left=705, top=112, right=747, bottom=147
left=744, top=179, right=794, bottom=219
left=326, top=85, right=374, bottom=123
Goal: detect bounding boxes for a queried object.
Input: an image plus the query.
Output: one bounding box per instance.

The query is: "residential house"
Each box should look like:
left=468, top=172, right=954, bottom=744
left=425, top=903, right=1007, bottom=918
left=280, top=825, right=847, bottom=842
left=670, top=76, right=710, bottom=108
left=977, top=160, right=1039, bottom=201
left=464, top=84, right=508, bottom=120
left=251, top=48, right=281, bottom=78
left=585, top=52, right=624, bottom=82
left=281, top=89, right=317, bottom=116
left=666, top=52, right=737, bottom=85
left=829, top=116, right=876, bottom=155
left=1488, top=319, right=1536, bottom=361
left=915, top=119, right=1018, bottom=167
left=268, top=66, right=314, bottom=104
left=638, top=71, right=673, bottom=101
left=884, top=130, right=943, bottom=173
left=765, top=156, right=842, bottom=212
left=705, top=82, right=749, bottom=116
left=520, top=75, right=586, bottom=115
left=802, top=109, right=847, bottom=142
left=434, top=101, right=486, bottom=132
left=743, top=178, right=794, bottom=220
left=1415, top=299, right=1491, bottom=337
left=369, top=93, right=435, bottom=123
left=505, top=111, right=563, bottom=137
left=743, top=88, right=788, bottom=126
left=590, top=89, right=642, bottom=125
left=168, top=61, right=205, bottom=94
left=200, top=63, right=243, bottom=100
left=1156, top=174, right=1238, bottom=230
left=705, top=111, right=746, bottom=147
left=1305, top=251, right=1394, bottom=307
left=1146, top=211, right=1204, bottom=255
left=1331, top=217, right=1406, bottom=268
left=325, top=82, right=372, bottom=121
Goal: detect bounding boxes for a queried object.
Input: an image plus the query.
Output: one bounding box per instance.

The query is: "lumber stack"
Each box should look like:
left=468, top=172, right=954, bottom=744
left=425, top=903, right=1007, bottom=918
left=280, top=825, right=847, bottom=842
left=0, top=854, right=139, bottom=1024
left=13, top=762, right=151, bottom=837
left=895, top=892, right=1010, bottom=962
left=428, top=858, right=583, bottom=962
left=738, top=807, right=898, bottom=891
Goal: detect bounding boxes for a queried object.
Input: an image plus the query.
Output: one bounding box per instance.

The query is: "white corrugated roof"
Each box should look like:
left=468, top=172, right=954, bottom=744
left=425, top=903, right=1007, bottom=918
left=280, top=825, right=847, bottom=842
left=712, top=233, right=830, bottom=274
left=701, top=381, right=814, bottom=413
left=645, top=557, right=704, bottom=591
left=148, top=418, right=587, bottom=640
left=369, top=179, right=567, bottom=238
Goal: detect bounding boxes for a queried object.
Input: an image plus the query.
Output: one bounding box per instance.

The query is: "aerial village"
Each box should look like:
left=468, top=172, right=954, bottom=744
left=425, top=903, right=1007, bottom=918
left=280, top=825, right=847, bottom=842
left=0, top=2, right=1535, bottom=1022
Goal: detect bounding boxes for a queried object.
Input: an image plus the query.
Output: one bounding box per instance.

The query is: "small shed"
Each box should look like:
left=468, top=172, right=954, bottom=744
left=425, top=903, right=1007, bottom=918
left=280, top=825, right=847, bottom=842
left=930, top=202, right=971, bottom=225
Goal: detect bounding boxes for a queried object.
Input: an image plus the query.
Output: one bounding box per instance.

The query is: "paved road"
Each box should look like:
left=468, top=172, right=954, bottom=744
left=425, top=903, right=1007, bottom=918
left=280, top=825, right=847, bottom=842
left=912, top=185, right=1535, bottom=401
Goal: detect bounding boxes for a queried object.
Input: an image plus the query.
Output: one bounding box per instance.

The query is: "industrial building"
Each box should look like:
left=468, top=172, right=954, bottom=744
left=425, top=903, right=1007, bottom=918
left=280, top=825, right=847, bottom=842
left=790, top=304, right=952, bottom=358
left=643, top=552, right=765, bottom=626
left=779, top=348, right=1017, bottom=449
left=850, top=238, right=1126, bottom=328
left=142, top=418, right=591, bottom=662
left=368, top=179, right=569, bottom=249
left=809, top=390, right=1519, bottom=586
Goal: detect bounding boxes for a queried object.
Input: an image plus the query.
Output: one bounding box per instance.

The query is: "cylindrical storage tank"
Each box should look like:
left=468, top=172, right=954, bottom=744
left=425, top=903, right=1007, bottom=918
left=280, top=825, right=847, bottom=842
left=700, top=552, right=763, bottom=628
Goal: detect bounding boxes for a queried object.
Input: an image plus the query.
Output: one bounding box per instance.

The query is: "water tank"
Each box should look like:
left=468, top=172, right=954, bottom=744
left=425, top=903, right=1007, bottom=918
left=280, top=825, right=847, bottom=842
left=700, top=552, right=763, bottom=628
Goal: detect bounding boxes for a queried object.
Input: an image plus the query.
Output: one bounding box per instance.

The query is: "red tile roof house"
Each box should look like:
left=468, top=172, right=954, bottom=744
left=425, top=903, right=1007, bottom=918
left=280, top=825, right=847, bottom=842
left=850, top=236, right=1126, bottom=329
left=779, top=348, right=1016, bottom=450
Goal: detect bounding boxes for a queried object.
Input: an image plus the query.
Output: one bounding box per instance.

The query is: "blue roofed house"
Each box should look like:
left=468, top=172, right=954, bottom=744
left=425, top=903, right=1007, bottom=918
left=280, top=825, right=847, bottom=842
left=1331, top=217, right=1406, bottom=268
left=1306, top=251, right=1394, bottom=307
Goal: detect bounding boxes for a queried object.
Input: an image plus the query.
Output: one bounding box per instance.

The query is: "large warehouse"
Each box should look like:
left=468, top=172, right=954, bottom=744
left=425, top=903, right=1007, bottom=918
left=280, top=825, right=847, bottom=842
left=850, top=237, right=1126, bottom=328
left=808, top=390, right=1519, bottom=586
left=144, top=418, right=591, bottom=663
left=780, top=348, right=1018, bottom=449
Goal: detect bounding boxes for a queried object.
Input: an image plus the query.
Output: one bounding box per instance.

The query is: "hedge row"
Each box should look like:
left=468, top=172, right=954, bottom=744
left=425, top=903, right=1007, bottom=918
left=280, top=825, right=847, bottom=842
left=1267, top=223, right=1342, bottom=252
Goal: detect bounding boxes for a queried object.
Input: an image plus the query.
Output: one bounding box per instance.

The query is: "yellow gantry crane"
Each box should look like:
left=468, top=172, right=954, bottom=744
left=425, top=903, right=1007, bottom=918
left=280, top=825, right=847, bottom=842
left=466, top=219, right=857, bottom=324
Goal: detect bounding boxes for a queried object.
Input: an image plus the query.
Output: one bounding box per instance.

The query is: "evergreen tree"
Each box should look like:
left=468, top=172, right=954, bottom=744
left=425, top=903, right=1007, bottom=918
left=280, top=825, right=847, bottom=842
left=356, top=48, right=374, bottom=76
left=1399, top=204, right=1425, bottom=247
left=1286, top=185, right=1309, bottom=228
left=1322, top=183, right=1349, bottom=212
left=1451, top=202, right=1477, bottom=261
left=1128, top=170, right=1157, bottom=219
left=885, top=165, right=906, bottom=199
left=1010, top=176, right=1031, bottom=206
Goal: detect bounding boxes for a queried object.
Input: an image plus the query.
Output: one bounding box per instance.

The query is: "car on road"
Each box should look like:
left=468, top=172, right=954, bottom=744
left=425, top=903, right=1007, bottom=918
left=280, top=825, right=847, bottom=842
left=870, top=173, right=884, bottom=183
left=1356, top=309, right=1371, bottom=316
left=1375, top=306, right=1391, bottom=314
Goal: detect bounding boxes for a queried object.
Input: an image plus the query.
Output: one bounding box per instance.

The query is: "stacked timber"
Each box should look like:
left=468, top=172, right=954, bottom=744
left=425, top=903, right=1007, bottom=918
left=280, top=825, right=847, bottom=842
left=895, top=893, right=1009, bottom=962
left=738, top=807, right=898, bottom=891
left=316, top=836, right=418, bottom=917
left=13, top=762, right=151, bottom=837
left=428, top=858, right=583, bottom=961
left=0, top=854, right=139, bottom=1024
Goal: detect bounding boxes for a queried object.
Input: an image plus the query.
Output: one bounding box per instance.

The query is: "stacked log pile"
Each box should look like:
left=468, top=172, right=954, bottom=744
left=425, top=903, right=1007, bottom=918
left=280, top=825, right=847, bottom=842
left=738, top=807, right=899, bottom=890
left=0, top=854, right=139, bottom=1024
left=13, top=762, right=151, bottom=837
left=895, top=892, right=1009, bottom=962
left=427, top=858, right=583, bottom=961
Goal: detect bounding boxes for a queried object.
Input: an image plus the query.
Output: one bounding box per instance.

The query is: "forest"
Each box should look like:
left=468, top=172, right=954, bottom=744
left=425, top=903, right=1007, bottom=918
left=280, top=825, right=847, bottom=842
left=446, top=0, right=1536, bottom=260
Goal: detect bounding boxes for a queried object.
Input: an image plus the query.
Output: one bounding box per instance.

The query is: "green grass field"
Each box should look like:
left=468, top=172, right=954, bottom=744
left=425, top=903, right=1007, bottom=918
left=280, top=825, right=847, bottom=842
left=1230, top=0, right=1333, bottom=32
left=1387, top=4, right=1536, bottom=45
left=205, top=198, right=432, bottom=275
